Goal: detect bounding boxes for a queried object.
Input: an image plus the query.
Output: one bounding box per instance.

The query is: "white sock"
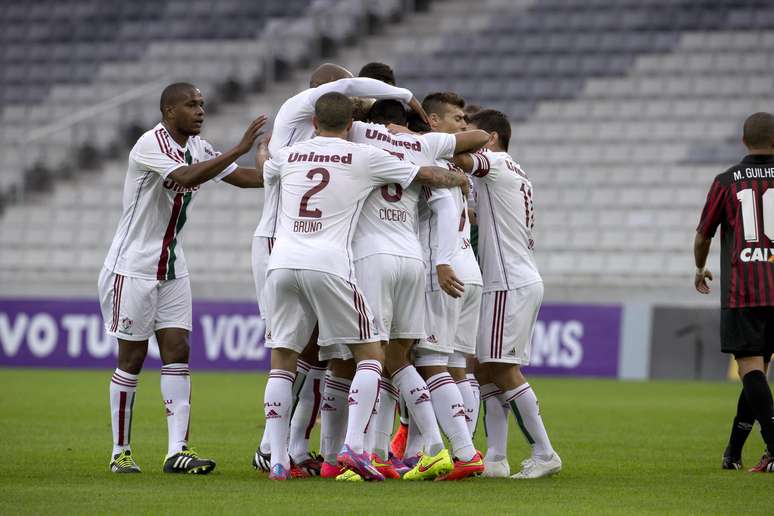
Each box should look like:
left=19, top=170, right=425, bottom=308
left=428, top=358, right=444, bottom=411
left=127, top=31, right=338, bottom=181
left=392, top=365, right=443, bottom=456
left=363, top=392, right=379, bottom=457
left=288, top=361, right=326, bottom=463
left=110, top=369, right=138, bottom=457
left=343, top=360, right=382, bottom=454
left=467, top=374, right=480, bottom=435
left=427, top=372, right=475, bottom=461
left=160, top=363, right=191, bottom=456
left=264, top=369, right=295, bottom=469
left=481, top=383, right=508, bottom=462
left=456, top=377, right=477, bottom=438
left=372, top=379, right=398, bottom=460
left=502, top=383, right=554, bottom=460
left=320, top=375, right=351, bottom=465
left=405, top=412, right=424, bottom=458
left=259, top=429, right=270, bottom=454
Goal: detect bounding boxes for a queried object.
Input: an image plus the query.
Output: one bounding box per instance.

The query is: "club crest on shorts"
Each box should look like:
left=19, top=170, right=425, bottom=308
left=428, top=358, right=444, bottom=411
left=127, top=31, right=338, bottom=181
left=119, top=317, right=133, bottom=333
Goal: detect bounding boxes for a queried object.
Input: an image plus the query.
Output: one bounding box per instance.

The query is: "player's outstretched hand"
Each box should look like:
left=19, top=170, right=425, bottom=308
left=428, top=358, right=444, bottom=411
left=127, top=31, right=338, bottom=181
left=694, top=268, right=713, bottom=294
left=236, top=115, right=269, bottom=155
left=256, top=132, right=271, bottom=169
left=407, top=96, right=431, bottom=126
left=437, top=264, right=464, bottom=298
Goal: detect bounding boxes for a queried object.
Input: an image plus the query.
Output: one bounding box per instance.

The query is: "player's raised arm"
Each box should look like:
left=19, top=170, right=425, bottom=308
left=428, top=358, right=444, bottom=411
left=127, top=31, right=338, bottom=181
left=309, top=77, right=429, bottom=125
left=220, top=135, right=272, bottom=188
left=412, top=165, right=468, bottom=189
left=168, top=115, right=267, bottom=188
left=453, top=129, right=490, bottom=154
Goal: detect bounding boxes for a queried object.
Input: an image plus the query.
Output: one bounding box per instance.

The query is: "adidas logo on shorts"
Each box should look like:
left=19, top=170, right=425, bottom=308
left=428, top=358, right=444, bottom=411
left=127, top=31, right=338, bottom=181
left=266, top=409, right=281, bottom=419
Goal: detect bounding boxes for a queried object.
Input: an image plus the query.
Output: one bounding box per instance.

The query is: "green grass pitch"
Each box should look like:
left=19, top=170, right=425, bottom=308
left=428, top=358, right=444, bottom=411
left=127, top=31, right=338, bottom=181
left=0, top=369, right=770, bottom=515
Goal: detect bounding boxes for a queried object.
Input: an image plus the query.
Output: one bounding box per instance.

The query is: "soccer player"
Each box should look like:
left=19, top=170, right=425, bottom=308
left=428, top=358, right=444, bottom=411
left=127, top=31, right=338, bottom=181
left=454, top=109, right=562, bottom=479
left=358, top=62, right=396, bottom=85
left=100, top=83, right=267, bottom=474
left=251, top=63, right=431, bottom=474
left=260, top=92, right=468, bottom=480
left=345, top=99, right=489, bottom=480
left=694, top=112, right=774, bottom=473
left=403, top=92, right=485, bottom=479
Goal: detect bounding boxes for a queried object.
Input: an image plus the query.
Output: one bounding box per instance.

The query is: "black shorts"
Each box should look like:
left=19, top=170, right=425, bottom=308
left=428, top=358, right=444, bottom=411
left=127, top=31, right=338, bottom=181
left=721, top=307, right=774, bottom=360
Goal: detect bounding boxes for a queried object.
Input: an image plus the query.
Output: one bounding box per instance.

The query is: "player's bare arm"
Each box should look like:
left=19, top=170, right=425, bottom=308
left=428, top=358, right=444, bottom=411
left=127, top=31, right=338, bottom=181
left=453, top=129, right=490, bottom=154
left=452, top=153, right=475, bottom=173
left=693, top=231, right=713, bottom=294
left=168, top=115, right=267, bottom=188
left=221, top=167, right=263, bottom=188
left=413, top=165, right=468, bottom=189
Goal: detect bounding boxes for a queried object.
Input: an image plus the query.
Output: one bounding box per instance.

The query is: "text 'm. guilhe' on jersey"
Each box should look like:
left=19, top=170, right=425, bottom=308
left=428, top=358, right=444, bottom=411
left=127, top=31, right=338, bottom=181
left=697, top=154, right=774, bottom=308
left=348, top=121, right=456, bottom=262
left=264, top=136, right=420, bottom=282
left=471, top=150, right=541, bottom=292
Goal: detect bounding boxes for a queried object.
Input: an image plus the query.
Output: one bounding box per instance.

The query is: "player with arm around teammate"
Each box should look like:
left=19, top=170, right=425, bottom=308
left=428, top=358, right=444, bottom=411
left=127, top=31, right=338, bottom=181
left=694, top=112, right=774, bottom=473
left=328, top=100, right=489, bottom=480
left=454, top=109, right=562, bottom=479
left=260, top=92, right=469, bottom=481
left=251, top=63, right=430, bottom=475
left=397, top=92, right=485, bottom=480
left=101, top=83, right=267, bottom=474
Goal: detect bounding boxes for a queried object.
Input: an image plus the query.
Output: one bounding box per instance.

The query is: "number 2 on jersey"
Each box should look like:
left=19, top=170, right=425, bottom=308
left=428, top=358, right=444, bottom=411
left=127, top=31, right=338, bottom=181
left=737, top=188, right=774, bottom=242
left=299, top=168, right=330, bottom=218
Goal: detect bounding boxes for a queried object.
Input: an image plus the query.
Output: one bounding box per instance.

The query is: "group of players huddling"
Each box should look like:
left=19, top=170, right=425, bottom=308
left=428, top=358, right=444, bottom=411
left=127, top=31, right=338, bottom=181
left=100, top=61, right=561, bottom=481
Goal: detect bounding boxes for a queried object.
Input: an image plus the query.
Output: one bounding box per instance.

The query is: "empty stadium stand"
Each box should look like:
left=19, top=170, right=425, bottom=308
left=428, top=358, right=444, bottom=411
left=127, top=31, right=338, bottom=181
left=1, top=0, right=773, bottom=304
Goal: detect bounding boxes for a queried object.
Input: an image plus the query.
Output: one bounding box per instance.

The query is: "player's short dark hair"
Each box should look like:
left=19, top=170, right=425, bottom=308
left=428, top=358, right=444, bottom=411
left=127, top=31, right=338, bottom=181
left=368, top=99, right=407, bottom=126
left=463, top=104, right=482, bottom=123
left=407, top=111, right=431, bottom=133
left=743, top=112, right=774, bottom=149
left=468, top=109, right=511, bottom=151
left=358, top=62, right=396, bottom=85
left=160, top=82, right=197, bottom=114
left=314, top=92, right=353, bottom=132
left=422, top=92, right=465, bottom=117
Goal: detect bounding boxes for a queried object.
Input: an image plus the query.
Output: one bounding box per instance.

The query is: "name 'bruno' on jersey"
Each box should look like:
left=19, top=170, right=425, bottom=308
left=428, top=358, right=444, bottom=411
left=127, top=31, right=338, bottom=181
left=264, top=136, right=420, bottom=282
left=104, top=123, right=237, bottom=281
left=697, top=154, right=774, bottom=308
left=471, top=149, right=541, bottom=292
left=348, top=121, right=456, bottom=262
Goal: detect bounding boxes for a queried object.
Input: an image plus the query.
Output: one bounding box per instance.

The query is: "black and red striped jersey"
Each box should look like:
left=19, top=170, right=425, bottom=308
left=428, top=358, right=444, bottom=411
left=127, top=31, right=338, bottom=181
left=697, top=154, right=774, bottom=308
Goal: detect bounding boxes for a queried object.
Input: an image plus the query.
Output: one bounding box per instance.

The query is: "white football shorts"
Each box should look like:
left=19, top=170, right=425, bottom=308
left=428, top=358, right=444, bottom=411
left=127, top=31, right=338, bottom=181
left=453, top=283, right=482, bottom=355
left=251, top=236, right=274, bottom=320
left=355, top=254, right=426, bottom=342
left=477, top=282, right=543, bottom=365
left=264, top=268, right=379, bottom=354
left=414, top=288, right=460, bottom=355
left=98, top=267, right=192, bottom=341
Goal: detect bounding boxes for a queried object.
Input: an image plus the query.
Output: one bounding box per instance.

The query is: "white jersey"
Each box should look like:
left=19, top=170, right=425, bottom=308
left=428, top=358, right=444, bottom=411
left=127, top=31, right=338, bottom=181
left=255, top=78, right=414, bottom=239
left=265, top=136, right=419, bottom=282
left=418, top=157, right=482, bottom=290
left=349, top=121, right=456, bottom=262
left=104, top=123, right=237, bottom=280
left=449, top=167, right=483, bottom=287
left=471, top=150, right=541, bottom=291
